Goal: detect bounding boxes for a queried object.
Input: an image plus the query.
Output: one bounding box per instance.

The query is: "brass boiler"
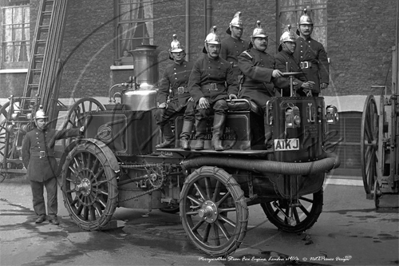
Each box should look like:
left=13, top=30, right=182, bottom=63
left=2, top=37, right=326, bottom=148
left=115, top=45, right=159, bottom=111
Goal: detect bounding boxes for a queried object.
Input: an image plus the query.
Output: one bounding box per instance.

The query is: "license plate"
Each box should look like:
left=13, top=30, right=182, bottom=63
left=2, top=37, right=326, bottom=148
left=274, top=138, right=300, bottom=151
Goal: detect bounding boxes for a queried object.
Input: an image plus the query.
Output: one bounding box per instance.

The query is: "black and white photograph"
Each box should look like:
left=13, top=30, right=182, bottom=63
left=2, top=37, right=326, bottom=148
left=0, top=0, right=398, bottom=265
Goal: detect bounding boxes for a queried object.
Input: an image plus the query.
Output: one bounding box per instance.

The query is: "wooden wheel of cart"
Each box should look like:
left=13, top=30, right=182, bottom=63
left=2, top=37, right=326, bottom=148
left=373, top=180, right=381, bottom=209
left=261, top=190, right=323, bottom=233
left=360, top=95, right=379, bottom=195
left=0, top=103, right=6, bottom=183
left=0, top=102, right=24, bottom=182
left=61, top=97, right=106, bottom=148
left=180, top=166, right=248, bottom=256
left=61, top=141, right=118, bottom=230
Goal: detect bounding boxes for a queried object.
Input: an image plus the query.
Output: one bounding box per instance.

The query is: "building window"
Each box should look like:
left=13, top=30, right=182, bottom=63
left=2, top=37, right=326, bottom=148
left=277, top=0, right=327, bottom=50
left=1, top=4, right=30, bottom=64
left=116, top=0, right=153, bottom=58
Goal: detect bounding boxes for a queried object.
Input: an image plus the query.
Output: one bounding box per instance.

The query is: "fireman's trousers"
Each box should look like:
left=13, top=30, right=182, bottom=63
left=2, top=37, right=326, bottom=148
left=30, top=177, right=58, bottom=218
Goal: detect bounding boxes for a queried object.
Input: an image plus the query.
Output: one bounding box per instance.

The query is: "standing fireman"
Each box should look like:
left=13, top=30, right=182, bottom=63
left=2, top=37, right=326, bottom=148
left=293, top=8, right=329, bottom=96
left=220, top=11, right=249, bottom=79
left=155, top=34, right=194, bottom=148
left=187, top=26, right=238, bottom=151
left=274, top=25, right=315, bottom=96
left=22, top=107, right=85, bottom=225
left=237, top=21, right=282, bottom=146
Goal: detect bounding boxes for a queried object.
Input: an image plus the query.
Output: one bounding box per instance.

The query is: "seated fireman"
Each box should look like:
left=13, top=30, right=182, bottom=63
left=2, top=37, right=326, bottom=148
left=187, top=26, right=238, bottom=151
left=155, top=34, right=194, bottom=148
left=237, top=21, right=282, bottom=146
left=274, top=25, right=315, bottom=96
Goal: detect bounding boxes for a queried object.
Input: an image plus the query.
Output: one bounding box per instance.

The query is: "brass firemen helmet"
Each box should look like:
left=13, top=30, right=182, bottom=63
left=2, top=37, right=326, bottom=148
left=34, top=106, right=48, bottom=120
left=170, top=34, right=184, bottom=53
left=169, top=34, right=185, bottom=60
left=226, top=11, right=243, bottom=34
left=278, top=25, right=297, bottom=51
left=203, top=26, right=221, bottom=53
left=298, top=8, right=313, bottom=25
left=251, top=21, right=268, bottom=41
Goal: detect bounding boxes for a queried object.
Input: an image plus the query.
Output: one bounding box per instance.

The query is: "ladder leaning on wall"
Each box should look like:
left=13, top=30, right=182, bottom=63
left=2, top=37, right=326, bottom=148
left=22, top=0, right=69, bottom=125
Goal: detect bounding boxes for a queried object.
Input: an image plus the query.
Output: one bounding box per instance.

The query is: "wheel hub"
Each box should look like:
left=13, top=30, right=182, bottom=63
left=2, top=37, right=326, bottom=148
left=198, top=200, right=218, bottom=223
left=75, top=178, right=92, bottom=196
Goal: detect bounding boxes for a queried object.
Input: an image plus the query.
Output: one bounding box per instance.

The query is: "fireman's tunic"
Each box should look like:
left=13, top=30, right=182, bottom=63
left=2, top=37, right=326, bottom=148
left=22, top=127, right=81, bottom=182
left=157, top=60, right=194, bottom=110
left=237, top=48, right=276, bottom=109
left=220, top=36, right=249, bottom=76
left=189, top=54, right=238, bottom=105
left=274, top=49, right=306, bottom=96
left=156, top=60, right=194, bottom=125
left=293, top=36, right=329, bottom=93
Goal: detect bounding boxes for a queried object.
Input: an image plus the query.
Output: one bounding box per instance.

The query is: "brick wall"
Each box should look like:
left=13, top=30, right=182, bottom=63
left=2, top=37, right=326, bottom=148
left=59, top=0, right=115, bottom=99
left=325, top=0, right=396, bottom=96
left=1, top=0, right=397, bottom=99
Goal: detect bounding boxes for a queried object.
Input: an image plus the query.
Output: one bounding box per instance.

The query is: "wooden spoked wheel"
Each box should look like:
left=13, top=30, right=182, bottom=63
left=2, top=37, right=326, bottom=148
left=261, top=190, right=323, bottom=233
left=61, top=141, right=118, bottom=230
left=360, top=95, right=379, bottom=195
left=180, top=166, right=248, bottom=256
left=61, top=97, right=105, bottom=148
left=0, top=102, right=25, bottom=182
left=0, top=104, right=6, bottom=183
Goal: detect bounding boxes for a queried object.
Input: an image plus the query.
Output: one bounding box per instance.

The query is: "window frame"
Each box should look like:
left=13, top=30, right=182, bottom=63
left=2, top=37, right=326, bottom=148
left=1, top=3, right=30, bottom=67
left=115, top=0, right=154, bottom=60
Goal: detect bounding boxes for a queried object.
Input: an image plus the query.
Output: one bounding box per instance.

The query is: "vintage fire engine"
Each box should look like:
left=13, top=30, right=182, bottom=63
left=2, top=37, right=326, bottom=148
left=0, top=0, right=340, bottom=256
left=51, top=44, right=338, bottom=255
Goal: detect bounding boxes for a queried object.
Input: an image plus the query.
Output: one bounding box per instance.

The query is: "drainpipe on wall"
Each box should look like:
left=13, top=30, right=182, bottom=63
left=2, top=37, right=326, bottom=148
left=205, top=0, right=212, bottom=36
left=185, top=0, right=190, bottom=61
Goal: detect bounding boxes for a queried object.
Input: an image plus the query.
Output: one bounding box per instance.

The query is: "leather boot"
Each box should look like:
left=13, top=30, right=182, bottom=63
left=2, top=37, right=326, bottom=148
left=179, top=119, right=193, bottom=150
left=193, top=119, right=206, bottom=150
left=156, top=123, right=175, bottom=148
left=212, top=114, right=226, bottom=151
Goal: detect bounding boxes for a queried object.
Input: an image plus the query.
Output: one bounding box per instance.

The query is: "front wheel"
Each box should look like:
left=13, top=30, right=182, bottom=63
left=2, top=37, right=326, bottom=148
left=61, top=141, right=118, bottom=230
left=261, top=190, right=323, bottom=233
left=180, top=166, right=248, bottom=256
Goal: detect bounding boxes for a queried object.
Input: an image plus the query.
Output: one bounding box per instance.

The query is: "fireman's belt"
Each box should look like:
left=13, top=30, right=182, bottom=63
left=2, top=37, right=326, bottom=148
left=300, top=61, right=312, bottom=69
left=31, top=151, right=55, bottom=158
left=177, top=86, right=189, bottom=94
left=202, top=83, right=223, bottom=91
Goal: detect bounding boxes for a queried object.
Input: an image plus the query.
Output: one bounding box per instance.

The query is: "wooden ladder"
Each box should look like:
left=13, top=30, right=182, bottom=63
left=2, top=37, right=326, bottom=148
left=21, top=0, right=69, bottom=122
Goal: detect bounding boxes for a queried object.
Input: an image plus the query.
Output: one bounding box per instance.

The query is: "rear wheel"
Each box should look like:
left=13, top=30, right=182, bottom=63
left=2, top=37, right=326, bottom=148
left=180, top=166, right=248, bottom=256
left=360, top=95, right=379, bottom=195
left=261, top=190, right=323, bottom=233
left=61, top=141, right=118, bottom=230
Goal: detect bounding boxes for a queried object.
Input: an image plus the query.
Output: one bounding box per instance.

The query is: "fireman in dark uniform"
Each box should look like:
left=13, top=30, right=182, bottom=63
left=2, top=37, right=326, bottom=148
left=155, top=34, right=194, bottom=148
left=220, top=11, right=249, bottom=78
left=293, top=8, right=329, bottom=96
left=237, top=21, right=283, bottom=145
left=188, top=26, right=238, bottom=151
left=274, top=25, right=315, bottom=96
left=22, top=107, right=84, bottom=225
